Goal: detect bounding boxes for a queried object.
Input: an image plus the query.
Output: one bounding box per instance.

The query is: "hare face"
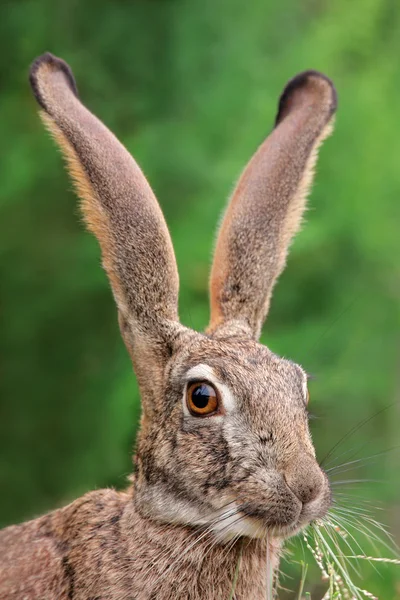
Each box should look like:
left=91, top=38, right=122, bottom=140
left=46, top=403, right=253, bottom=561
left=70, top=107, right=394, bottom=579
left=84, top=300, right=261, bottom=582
left=134, top=332, right=330, bottom=542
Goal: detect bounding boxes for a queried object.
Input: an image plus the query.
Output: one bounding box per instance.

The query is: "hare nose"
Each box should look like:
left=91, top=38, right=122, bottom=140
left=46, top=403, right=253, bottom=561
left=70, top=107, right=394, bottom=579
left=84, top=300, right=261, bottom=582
left=284, top=457, right=324, bottom=504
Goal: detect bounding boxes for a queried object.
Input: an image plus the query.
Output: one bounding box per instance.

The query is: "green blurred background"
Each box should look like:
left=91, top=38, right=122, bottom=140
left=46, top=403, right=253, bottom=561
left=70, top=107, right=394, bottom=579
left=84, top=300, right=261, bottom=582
left=0, top=0, right=399, bottom=597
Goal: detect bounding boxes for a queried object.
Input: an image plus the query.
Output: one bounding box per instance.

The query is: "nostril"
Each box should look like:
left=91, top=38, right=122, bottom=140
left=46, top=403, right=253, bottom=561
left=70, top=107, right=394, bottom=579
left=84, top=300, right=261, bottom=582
left=284, top=466, right=324, bottom=505
left=299, top=481, right=320, bottom=504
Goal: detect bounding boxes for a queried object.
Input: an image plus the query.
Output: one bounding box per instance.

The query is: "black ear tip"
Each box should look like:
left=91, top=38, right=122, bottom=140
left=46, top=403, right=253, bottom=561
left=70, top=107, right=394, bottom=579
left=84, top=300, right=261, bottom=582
left=29, top=53, right=78, bottom=110
left=275, top=70, right=337, bottom=126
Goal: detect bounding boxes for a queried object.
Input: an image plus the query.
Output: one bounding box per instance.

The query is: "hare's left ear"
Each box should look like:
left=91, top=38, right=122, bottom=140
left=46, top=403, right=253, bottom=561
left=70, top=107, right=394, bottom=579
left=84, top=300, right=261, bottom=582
left=208, top=71, right=337, bottom=339
left=29, top=53, right=184, bottom=412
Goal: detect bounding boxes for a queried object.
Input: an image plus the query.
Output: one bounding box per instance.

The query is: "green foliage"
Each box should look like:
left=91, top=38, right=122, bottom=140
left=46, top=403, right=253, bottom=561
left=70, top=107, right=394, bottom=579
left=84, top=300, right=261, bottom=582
left=0, top=0, right=399, bottom=595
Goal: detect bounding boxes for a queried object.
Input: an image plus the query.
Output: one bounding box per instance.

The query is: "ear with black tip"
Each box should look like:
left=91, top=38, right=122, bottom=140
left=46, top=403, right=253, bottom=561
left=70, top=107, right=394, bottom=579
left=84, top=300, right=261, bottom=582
left=29, top=53, right=185, bottom=411
left=208, top=70, right=337, bottom=339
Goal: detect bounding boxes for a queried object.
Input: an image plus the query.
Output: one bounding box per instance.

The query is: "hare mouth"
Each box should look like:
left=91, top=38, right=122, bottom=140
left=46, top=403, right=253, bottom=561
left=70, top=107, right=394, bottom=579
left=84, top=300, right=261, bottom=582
left=217, top=503, right=325, bottom=542
left=209, top=502, right=303, bottom=543
left=210, top=511, right=301, bottom=543
left=233, top=484, right=331, bottom=541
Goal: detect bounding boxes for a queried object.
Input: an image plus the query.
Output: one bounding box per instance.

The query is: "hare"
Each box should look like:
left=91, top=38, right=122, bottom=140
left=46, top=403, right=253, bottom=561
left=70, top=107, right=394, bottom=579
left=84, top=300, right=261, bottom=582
left=0, top=53, right=337, bottom=599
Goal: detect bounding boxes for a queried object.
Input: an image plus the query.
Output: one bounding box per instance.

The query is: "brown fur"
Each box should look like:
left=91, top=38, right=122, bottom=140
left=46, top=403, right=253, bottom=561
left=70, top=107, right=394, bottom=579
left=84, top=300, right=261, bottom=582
left=0, top=54, right=337, bottom=599
left=0, top=488, right=275, bottom=600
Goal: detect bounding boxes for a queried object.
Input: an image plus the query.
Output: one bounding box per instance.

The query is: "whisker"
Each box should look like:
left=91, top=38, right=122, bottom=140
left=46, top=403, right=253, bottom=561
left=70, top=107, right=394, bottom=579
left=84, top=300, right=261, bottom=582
left=332, top=501, right=376, bottom=517
left=332, top=505, right=392, bottom=532
left=330, top=510, right=397, bottom=556
left=326, top=446, right=400, bottom=475
left=333, top=493, right=384, bottom=511
left=331, top=478, right=382, bottom=486
left=319, top=402, right=396, bottom=467
left=324, top=441, right=370, bottom=471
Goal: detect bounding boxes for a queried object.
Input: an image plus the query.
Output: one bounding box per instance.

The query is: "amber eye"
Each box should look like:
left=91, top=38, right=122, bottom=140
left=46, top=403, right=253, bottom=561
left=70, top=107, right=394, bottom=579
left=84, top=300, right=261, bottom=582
left=186, top=381, right=219, bottom=416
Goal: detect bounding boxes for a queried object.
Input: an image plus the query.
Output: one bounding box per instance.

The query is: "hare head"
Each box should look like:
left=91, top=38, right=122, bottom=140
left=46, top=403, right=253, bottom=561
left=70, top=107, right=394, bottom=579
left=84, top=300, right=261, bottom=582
left=30, top=54, right=337, bottom=546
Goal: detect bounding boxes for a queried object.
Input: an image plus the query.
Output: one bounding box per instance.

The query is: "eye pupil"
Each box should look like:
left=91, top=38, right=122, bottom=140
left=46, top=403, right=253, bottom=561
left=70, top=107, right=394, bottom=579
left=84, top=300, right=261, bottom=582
left=192, top=385, right=211, bottom=409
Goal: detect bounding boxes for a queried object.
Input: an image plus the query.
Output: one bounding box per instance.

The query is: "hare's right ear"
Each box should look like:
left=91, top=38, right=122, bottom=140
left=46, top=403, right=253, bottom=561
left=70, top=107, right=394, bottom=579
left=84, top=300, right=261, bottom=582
left=29, top=53, right=183, bottom=410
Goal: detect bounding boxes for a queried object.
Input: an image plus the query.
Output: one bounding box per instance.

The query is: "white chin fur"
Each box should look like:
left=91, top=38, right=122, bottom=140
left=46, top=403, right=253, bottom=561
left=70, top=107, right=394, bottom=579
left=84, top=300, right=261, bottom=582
left=210, top=508, right=265, bottom=542
left=141, top=485, right=267, bottom=543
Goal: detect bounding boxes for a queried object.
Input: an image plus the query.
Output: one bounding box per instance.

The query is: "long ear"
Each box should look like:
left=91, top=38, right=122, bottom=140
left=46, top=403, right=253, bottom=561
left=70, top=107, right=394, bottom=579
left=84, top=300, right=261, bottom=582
left=29, top=53, right=183, bottom=409
left=208, top=71, right=337, bottom=339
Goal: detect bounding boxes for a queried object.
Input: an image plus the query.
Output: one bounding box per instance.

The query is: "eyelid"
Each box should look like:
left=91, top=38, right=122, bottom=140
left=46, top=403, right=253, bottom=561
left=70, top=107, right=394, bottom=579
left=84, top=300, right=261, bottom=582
left=185, top=377, right=213, bottom=385
left=183, top=364, right=218, bottom=385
